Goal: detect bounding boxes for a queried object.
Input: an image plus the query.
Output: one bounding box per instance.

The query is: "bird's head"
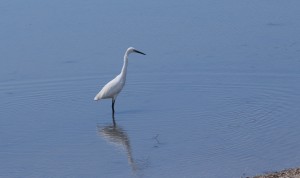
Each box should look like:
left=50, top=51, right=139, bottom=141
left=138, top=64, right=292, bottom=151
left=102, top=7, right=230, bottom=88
left=127, top=47, right=146, bottom=55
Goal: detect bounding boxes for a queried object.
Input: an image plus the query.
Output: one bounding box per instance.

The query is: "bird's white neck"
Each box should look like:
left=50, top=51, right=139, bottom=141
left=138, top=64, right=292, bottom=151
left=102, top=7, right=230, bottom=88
left=120, top=53, right=129, bottom=80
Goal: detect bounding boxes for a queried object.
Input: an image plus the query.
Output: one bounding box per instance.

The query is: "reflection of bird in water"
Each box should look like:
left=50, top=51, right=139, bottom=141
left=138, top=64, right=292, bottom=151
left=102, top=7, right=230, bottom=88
left=97, top=119, right=139, bottom=174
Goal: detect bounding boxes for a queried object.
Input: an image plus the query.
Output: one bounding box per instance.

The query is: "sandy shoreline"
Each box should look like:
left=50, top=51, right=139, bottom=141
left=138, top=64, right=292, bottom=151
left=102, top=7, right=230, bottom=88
left=250, top=167, right=300, bottom=178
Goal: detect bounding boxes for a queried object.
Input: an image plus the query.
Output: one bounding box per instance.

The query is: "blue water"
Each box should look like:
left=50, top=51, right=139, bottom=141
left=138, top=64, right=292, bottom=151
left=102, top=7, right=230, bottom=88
left=1, top=0, right=300, bottom=177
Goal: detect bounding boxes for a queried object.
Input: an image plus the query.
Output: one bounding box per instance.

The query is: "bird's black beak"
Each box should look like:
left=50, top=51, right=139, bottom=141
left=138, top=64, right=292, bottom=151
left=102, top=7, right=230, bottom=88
left=133, top=49, right=146, bottom=55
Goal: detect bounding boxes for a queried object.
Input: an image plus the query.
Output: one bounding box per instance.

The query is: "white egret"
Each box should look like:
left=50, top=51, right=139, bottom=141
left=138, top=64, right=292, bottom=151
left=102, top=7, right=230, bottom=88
left=94, top=47, right=146, bottom=115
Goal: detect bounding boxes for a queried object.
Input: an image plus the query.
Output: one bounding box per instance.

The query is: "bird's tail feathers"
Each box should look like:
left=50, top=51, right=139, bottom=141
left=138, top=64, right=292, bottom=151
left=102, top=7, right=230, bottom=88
left=94, top=96, right=100, bottom=101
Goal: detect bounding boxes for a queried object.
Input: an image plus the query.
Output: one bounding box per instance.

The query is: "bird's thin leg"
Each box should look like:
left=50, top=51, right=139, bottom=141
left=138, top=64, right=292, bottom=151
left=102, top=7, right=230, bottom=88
left=112, top=98, right=115, bottom=116
left=112, top=114, right=116, bottom=127
left=111, top=98, right=116, bottom=126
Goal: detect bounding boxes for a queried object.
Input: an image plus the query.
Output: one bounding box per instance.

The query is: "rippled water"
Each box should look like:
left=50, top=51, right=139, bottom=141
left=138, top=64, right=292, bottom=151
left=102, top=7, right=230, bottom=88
left=1, top=0, right=300, bottom=177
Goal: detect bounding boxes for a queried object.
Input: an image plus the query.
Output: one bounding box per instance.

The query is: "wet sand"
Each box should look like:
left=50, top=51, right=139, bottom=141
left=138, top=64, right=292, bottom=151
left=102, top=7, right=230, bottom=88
left=252, top=167, right=300, bottom=178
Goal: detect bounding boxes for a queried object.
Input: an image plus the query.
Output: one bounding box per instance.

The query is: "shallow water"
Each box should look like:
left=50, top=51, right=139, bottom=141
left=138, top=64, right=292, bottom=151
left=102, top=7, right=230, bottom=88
left=1, top=0, right=300, bottom=177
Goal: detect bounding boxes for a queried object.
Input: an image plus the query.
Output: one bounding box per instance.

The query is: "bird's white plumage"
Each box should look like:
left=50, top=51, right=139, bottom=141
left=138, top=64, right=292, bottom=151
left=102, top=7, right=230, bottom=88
left=94, top=47, right=145, bottom=105
left=94, top=74, right=125, bottom=100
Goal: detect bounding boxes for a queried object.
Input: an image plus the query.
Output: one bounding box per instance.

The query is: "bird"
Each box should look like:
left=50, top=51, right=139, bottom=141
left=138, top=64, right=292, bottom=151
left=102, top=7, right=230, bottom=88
left=94, top=47, right=146, bottom=116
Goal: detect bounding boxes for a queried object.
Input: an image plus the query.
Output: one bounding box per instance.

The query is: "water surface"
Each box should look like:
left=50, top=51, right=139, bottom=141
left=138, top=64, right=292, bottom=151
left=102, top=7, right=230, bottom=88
left=1, top=0, right=300, bottom=177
